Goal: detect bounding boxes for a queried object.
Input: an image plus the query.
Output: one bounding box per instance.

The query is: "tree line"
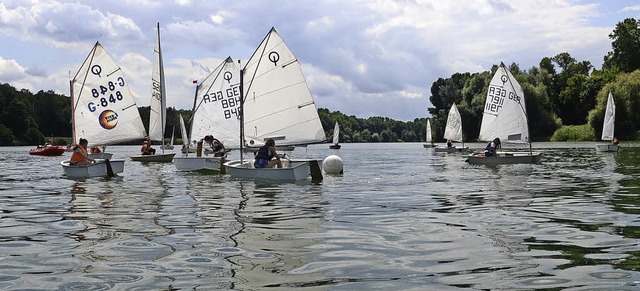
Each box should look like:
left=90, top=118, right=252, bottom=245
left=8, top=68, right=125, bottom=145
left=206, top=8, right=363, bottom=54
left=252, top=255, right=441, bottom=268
left=1, top=18, right=639, bottom=146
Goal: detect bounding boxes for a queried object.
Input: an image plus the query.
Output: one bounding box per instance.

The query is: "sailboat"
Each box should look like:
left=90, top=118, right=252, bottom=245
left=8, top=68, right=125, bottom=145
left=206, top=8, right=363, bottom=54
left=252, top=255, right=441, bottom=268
left=329, top=121, right=341, bottom=149
left=596, top=91, right=619, bottom=152
left=131, top=23, right=176, bottom=163
left=173, top=56, right=241, bottom=172
left=423, top=119, right=435, bottom=148
left=467, top=62, right=542, bottom=165
left=224, top=27, right=325, bottom=181
left=162, top=126, right=175, bottom=149
left=61, top=42, right=147, bottom=178
left=178, top=114, right=195, bottom=153
left=435, top=103, right=469, bottom=152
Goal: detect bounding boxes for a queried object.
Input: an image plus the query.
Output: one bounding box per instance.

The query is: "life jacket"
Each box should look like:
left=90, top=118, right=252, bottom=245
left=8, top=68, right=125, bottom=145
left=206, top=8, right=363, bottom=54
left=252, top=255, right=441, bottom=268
left=255, top=144, right=273, bottom=161
left=141, top=141, right=152, bottom=153
left=70, top=144, right=89, bottom=163
left=484, top=141, right=494, bottom=153
left=90, top=147, right=101, bottom=154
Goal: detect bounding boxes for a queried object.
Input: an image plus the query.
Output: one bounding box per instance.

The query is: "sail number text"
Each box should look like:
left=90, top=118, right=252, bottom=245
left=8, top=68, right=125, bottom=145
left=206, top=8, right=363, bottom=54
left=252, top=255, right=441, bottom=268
left=88, top=77, right=127, bottom=112
left=486, top=85, right=520, bottom=113
left=201, top=84, right=241, bottom=119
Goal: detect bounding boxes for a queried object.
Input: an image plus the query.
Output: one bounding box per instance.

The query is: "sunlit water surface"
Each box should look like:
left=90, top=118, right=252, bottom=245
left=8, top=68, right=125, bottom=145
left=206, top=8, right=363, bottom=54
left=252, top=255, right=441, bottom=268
left=1, top=142, right=640, bottom=290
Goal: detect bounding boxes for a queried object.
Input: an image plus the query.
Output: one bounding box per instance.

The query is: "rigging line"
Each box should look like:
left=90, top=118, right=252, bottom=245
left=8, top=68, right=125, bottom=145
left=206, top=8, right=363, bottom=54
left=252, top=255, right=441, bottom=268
left=242, top=31, right=273, bottom=102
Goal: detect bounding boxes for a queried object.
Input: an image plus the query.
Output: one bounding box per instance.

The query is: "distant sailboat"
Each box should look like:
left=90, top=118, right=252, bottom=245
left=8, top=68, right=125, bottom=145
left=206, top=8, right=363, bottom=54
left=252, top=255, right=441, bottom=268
left=435, top=103, right=469, bottom=153
left=162, top=126, right=175, bottom=150
left=423, top=119, right=435, bottom=148
left=131, top=23, right=176, bottom=163
left=179, top=114, right=195, bottom=154
left=467, top=62, right=542, bottom=165
left=596, top=91, right=619, bottom=152
left=329, top=121, right=341, bottom=149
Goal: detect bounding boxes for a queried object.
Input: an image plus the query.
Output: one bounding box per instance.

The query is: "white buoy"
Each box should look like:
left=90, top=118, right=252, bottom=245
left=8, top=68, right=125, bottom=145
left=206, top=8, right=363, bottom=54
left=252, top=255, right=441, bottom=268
left=322, top=155, right=343, bottom=175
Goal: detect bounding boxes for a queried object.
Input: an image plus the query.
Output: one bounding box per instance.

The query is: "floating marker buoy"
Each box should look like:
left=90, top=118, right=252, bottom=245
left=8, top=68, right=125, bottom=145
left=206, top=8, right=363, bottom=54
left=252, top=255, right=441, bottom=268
left=322, top=155, right=343, bottom=174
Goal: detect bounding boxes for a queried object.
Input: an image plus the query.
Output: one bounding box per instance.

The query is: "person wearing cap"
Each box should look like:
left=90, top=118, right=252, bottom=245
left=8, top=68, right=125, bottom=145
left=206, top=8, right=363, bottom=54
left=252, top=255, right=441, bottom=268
left=141, top=137, right=156, bottom=155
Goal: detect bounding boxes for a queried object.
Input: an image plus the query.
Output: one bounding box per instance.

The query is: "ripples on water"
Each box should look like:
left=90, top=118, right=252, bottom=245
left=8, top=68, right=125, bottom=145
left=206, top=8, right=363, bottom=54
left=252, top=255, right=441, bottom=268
left=1, top=143, right=640, bottom=290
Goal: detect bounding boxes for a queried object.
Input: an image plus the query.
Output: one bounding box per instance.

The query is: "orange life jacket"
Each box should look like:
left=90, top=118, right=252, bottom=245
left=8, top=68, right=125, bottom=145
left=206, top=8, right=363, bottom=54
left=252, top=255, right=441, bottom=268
left=90, top=147, right=101, bottom=154
left=141, top=141, right=152, bottom=153
left=70, top=144, right=89, bottom=163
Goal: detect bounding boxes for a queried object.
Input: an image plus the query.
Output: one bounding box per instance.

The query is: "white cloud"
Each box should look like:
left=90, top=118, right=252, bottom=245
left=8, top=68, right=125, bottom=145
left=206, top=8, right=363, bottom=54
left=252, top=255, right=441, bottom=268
left=0, top=0, right=621, bottom=121
left=0, top=56, right=27, bottom=82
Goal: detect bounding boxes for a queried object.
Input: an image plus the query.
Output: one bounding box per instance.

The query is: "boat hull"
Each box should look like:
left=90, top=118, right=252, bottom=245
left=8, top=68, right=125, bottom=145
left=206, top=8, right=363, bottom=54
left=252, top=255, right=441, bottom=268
left=60, top=159, right=125, bottom=178
left=29, top=146, right=66, bottom=156
left=329, top=144, right=341, bottom=149
left=88, top=153, right=113, bottom=160
left=434, top=146, right=469, bottom=153
left=423, top=144, right=436, bottom=148
left=161, top=145, right=174, bottom=150
left=467, top=151, right=543, bottom=166
left=130, top=153, right=176, bottom=163
left=224, top=159, right=321, bottom=181
left=173, top=156, right=225, bottom=172
left=596, top=144, right=620, bottom=152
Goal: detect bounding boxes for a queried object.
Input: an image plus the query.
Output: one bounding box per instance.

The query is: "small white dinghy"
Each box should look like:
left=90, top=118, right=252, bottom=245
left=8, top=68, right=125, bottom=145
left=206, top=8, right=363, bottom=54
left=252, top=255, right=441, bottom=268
left=130, top=23, right=175, bottom=163
left=467, top=63, right=542, bottom=165
left=62, top=41, right=147, bottom=178
left=434, top=103, right=469, bottom=153
left=224, top=27, right=326, bottom=181
left=596, top=91, right=619, bottom=152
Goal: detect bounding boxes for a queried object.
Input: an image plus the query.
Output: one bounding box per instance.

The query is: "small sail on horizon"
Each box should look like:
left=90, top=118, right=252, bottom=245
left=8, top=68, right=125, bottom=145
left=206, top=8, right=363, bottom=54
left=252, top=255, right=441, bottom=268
left=332, top=121, right=340, bottom=145
left=601, top=91, right=615, bottom=142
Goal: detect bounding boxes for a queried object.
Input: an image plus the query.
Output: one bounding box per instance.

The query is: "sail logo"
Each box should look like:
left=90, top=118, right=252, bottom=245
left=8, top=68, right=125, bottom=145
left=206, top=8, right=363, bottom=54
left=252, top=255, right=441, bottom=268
left=98, top=110, right=118, bottom=129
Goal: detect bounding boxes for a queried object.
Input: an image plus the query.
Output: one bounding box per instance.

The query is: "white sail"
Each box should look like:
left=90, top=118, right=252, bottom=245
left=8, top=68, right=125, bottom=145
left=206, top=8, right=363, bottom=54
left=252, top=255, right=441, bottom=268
left=443, top=103, right=463, bottom=142
left=242, top=27, right=326, bottom=147
left=179, top=114, right=189, bottom=146
left=190, top=57, right=241, bottom=149
left=478, top=63, right=528, bottom=143
left=426, top=119, right=433, bottom=143
left=332, top=121, right=340, bottom=144
left=148, top=23, right=166, bottom=143
left=71, top=42, right=146, bottom=146
left=601, top=91, right=615, bottom=141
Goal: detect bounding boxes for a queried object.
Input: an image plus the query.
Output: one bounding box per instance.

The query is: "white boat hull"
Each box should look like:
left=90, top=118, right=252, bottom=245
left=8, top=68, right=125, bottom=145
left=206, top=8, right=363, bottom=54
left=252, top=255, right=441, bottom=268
left=434, top=146, right=469, bottom=153
left=596, top=144, right=620, bottom=152
left=88, top=153, right=113, bottom=160
left=130, top=153, right=176, bottom=163
left=467, top=151, right=543, bottom=166
left=173, top=156, right=225, bottom=172
left=224, top=159, right=322, bottom=181
left=60, top=159, right=125, bottom=178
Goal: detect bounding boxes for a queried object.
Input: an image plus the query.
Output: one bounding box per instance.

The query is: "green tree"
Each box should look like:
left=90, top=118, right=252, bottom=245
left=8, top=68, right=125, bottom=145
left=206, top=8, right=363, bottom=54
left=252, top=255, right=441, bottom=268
left=603, top=18, right=640, bottom=73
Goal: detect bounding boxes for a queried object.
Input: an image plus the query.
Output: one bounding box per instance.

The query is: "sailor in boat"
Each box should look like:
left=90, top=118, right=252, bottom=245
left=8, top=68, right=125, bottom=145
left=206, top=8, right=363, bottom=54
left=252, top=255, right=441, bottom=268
left=90, top=146, right=102, bottom=154
left=447, top=139, right=453, bottom=148
left=202, top=135, right=226, bottom=157
left=70, top=138, right=95, bottom=165
left=254, top=138, right=283, bottom=169
left=484, top=138, right=501, bottom=157
left=141, top=137, right=156, bottom=155
left=612, top=137, right=620, bottom=145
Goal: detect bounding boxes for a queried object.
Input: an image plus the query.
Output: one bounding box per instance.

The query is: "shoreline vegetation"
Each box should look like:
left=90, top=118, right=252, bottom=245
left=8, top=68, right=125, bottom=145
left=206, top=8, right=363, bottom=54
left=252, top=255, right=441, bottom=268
left=2, top=18, right=639, bottom=146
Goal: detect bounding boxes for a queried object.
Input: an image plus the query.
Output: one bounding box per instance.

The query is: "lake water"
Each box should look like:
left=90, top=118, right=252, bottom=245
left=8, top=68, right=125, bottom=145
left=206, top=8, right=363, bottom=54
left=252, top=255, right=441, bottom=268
left=1, top=142, right=640, bottom=290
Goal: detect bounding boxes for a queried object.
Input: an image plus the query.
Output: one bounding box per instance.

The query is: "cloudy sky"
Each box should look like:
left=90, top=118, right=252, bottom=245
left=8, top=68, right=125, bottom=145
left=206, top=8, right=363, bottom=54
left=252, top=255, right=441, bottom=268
left=1, top=0, right=638, bottom=121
